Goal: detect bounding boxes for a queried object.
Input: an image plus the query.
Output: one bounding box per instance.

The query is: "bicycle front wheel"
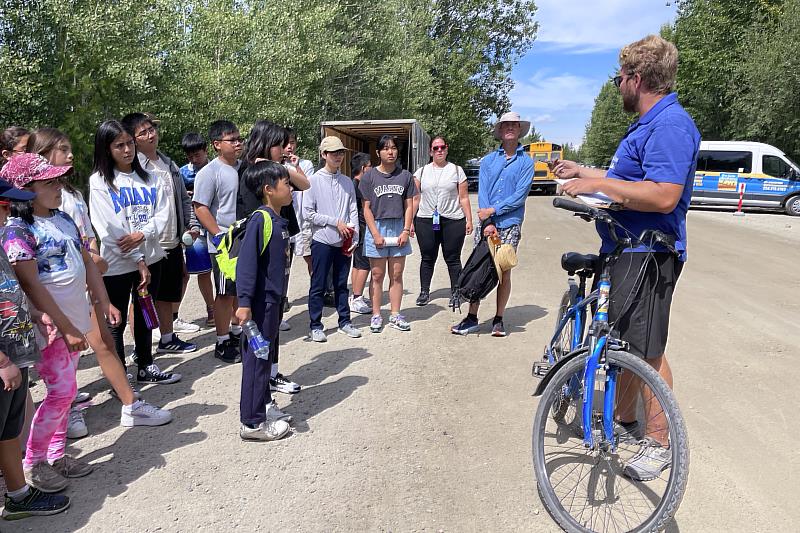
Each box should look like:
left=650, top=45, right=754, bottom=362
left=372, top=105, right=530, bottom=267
left=532, top=350, right=689, bottom=533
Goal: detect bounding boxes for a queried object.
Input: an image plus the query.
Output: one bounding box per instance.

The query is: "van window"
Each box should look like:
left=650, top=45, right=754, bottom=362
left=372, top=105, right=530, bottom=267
left=763, top=155, right=792, bottom=178
left=697, top=150, right=752, bottom=173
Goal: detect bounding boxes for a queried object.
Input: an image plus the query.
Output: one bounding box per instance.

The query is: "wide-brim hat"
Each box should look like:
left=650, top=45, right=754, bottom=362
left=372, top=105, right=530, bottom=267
left=0, top=153, right=72, bottom=190
left=488, top=239, right=518, bottom=283
left=493, top=111, right=531, bottom=140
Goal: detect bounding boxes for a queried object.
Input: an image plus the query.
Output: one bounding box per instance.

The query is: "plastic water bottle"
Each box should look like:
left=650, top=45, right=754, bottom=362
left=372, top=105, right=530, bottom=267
left=595, top=279, right=611, bottom=323
left=242, top=320, right=270, bottom=360
left=137, top=289, right=160, bottom=330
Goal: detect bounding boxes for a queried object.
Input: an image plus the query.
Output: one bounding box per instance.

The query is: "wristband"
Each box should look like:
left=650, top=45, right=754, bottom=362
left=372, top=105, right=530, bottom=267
left=0, top=358, right=11, bottom=369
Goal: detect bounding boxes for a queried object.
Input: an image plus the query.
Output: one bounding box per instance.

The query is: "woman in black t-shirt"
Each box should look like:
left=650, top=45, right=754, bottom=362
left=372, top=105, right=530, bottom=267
left=236, top=120, right=310, bottom=230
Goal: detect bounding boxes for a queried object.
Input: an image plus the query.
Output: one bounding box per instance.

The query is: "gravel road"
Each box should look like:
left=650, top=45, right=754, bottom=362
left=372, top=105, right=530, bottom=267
left=8, top=196, right=799, bottom=532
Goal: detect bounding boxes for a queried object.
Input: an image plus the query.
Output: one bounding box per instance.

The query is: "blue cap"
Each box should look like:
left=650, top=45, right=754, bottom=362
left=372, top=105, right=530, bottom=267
left=0, top=178, right=35, bottom=201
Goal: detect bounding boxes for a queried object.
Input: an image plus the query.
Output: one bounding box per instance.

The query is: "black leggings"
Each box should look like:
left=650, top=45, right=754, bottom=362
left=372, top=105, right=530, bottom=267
left=414, top=215, right=466, bottom=292
left=103, top=259, right=163, bottom=371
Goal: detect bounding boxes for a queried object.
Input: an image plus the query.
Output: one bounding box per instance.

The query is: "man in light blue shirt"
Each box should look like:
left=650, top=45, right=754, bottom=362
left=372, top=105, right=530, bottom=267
left=452, top=112, right=534, bottom=337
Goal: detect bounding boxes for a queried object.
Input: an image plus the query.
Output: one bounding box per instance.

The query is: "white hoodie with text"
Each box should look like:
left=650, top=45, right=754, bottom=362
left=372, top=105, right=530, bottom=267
left=89, top=169, right=168, bottom=276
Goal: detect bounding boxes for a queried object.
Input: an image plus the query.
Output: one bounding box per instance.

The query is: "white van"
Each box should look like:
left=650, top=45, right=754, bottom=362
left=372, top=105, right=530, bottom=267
left=691, top=141, right=800, bottom=215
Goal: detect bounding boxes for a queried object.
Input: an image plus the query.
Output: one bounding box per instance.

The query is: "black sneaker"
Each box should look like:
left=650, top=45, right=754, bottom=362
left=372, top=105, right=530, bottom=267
left=2, top=487, right=70, bottom=520
left=323, top=291, right=336, bottom=308
left=230, top=331, right=242, bottom=349
left=415, top=290, right=430, bottom=306
left=137, top=364, right=181, bottom=384
left=270, top=373, right=301, bottom=394
left=214, top=339, right=241, bottom=364
left=156, top=335, right=197, bottom=354
left=451, top=317, right=479, bottom=335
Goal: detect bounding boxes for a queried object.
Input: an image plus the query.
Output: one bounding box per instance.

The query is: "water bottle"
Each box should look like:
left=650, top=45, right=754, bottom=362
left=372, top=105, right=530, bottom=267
left=595, top=279, right=611, bottom=323
left=432, top=207, right=441, bottom=231
left=137, top=289, right=160, bottom=330
left=242, top=319, right=270, bottom=360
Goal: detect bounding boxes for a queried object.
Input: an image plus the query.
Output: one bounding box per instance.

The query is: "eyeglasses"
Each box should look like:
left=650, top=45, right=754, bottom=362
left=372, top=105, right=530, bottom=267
left=431, top=145, right=448, bottom=152
left=218, top=137, right=245, bottom=145
left=135, top=126, right=157, bottom=139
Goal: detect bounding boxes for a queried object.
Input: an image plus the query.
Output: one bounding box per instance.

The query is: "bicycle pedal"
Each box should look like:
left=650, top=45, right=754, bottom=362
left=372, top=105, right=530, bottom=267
left=532, top=361, right=551, bottom=378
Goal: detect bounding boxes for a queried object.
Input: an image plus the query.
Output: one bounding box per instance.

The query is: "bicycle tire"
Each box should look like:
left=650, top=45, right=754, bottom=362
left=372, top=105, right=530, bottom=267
left=553, top=287, right=578, bottom=359
left=532, top=350, right=689, bottom=533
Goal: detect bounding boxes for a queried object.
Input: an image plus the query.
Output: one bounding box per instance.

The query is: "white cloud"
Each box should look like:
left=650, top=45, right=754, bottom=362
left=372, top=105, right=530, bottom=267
left=534, top=114, right=555, bottom=123
left=510, top=70, right=604, bottom=113
left=534, top=0, right=678, bottom=53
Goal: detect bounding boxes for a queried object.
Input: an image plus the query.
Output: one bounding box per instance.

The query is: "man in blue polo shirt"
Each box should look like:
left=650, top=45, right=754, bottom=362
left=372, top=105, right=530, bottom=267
left=554, top=35, right=701, bottom=482
left=451, top=111, right=534, bottom=337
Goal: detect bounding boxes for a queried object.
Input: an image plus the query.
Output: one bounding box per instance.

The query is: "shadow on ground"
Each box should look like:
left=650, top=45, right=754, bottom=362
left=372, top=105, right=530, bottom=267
left=281, top=347, right=371, bottom=433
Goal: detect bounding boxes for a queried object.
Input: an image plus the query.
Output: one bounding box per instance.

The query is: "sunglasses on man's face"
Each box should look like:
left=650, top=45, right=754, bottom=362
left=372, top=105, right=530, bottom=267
left=431, top=145, right=448, bottom=152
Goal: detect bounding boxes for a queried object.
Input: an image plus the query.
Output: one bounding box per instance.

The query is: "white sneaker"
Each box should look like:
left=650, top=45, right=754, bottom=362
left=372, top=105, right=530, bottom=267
left=310, top=329, right=327, bottom=342
left=338, top=323, right=362, bottom=338
left=66, top=407, right=88, bottom=439
left=349, top=295, right=371, bottom=315
left=120, top=400, right=173, bottom=427
left=240, top=420, right=290, bottom=441
left=266, top=400, right=292, bottom=423
left=173, top=318, right=200, bottom=333
left=279, top=320, right=291, bottom=331
left=73, top=391, right=91, bottom=404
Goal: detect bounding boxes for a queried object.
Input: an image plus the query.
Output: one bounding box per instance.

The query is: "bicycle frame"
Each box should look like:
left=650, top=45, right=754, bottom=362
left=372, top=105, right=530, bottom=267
left=544, top=291, right=597, bottom=365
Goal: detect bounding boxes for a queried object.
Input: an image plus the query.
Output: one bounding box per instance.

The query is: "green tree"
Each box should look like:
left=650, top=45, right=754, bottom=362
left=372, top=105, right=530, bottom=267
left=580, top=81, right=632, bottom=167
left=728, top=0, right=800, bottom=161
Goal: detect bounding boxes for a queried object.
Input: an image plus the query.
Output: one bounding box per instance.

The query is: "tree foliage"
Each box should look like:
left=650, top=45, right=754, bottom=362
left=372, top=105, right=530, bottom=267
left=0, top=0, right=538, bottom=181
left=580, top=81, right=632, bottom=167
left=582, top=0, right=800, bottom=164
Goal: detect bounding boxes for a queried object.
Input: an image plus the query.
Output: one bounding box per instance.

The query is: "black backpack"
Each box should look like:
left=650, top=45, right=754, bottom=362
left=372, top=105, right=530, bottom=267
left=452, top=238, right=498, bottom=309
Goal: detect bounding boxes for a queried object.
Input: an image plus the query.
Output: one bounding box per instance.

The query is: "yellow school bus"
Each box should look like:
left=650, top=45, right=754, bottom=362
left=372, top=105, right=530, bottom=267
left=524, top=142, right=563, bottom=194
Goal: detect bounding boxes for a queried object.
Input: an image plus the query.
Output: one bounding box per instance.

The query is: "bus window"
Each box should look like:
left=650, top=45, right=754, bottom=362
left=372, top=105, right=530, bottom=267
left=533, top=152, right=549, bottom=162
left=763, top=155, right=792, bottom=178
left=697, top=150, right=752, bottom=173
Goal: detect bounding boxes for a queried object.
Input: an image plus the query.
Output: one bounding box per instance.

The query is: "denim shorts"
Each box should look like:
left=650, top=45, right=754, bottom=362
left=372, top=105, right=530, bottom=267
left=364, top=218, right=412, bottom=258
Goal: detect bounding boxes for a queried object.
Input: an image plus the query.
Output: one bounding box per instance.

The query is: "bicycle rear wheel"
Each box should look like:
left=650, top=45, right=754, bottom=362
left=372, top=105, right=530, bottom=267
left=552, top=288, right=578, bottom=359
left=532, top=350, right=689, bottom=533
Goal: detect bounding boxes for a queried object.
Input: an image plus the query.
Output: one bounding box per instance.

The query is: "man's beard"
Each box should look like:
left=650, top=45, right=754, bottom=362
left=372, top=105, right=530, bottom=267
left=622, top=89, right=638, bottom=113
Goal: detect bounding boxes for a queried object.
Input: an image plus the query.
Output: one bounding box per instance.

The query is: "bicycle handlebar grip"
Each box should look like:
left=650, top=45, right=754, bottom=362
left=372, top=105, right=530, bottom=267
left=553, top=197, right=596, bottom=216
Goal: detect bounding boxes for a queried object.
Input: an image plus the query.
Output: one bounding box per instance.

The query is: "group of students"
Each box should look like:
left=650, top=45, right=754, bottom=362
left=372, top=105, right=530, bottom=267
left=0, top=115, right=481, bottom=518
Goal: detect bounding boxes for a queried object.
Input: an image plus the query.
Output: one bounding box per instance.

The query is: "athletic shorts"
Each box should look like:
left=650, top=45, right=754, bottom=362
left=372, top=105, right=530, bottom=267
left=598, top=252, right=683, bottom=360
left=293, top=222, right=312, bottom=257
left=0, top=367, right=29, bottom=441
left=155, top=246, right=186, bottom=303
left=473, top=221, right=521, bottom=251
left=211, top=253, right=237, bottom=296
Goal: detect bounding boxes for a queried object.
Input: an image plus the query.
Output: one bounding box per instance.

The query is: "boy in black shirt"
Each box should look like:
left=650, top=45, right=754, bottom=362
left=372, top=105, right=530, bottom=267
left=234, top=162, right=294, bottom=441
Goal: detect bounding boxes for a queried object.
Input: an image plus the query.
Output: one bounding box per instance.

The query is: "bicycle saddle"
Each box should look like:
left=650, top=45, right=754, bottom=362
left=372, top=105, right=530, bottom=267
left=560, top=252, right=599, bottom=275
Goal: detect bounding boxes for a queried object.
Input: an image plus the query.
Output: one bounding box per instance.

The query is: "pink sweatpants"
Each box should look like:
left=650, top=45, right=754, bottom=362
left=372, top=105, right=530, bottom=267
left=24, top=337, right=79, bottom=468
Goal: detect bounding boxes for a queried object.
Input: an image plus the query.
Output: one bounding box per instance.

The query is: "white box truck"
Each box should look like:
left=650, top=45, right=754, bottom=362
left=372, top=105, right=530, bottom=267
left=319, top=119, right=430, bottom=176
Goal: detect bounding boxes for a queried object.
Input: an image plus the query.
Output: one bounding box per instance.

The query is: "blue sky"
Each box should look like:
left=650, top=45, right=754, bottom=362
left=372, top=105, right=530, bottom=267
left=509, top=0, right=679, bottom=147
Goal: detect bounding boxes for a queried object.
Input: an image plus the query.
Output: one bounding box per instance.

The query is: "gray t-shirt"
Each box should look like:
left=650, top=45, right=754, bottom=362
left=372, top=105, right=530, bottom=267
left=0, top=247, right=39, bottom=368
left=193, top=157, right=241, bottom=252
left=359, top=167, right=417, bottom=220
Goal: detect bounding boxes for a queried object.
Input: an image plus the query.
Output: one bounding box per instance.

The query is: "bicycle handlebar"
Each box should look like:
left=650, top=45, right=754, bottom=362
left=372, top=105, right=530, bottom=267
left=552, top=197, right=596, bottom=217
left=553, top=197, right=680, bottom=257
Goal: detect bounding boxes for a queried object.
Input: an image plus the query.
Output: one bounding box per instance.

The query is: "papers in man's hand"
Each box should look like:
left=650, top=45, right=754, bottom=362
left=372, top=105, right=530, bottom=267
left=555, top=179, right=619, bottom=209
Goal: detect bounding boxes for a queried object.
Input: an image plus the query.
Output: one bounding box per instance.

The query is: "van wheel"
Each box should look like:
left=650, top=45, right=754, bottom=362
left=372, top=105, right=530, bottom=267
left=785, top=195, right=800, bottom=216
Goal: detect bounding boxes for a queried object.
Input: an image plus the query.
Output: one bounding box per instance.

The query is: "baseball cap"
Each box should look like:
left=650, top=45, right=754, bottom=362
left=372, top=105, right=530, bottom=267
left=0, top=178, right=35, bottom=201
left=319, top=136, right=347, bottom=153
left=0, top=153, right=72, bottom=190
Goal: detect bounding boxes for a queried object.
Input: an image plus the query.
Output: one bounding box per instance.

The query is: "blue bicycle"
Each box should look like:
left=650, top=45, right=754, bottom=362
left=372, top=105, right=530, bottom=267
left=531, top=198, right=689, bottom=533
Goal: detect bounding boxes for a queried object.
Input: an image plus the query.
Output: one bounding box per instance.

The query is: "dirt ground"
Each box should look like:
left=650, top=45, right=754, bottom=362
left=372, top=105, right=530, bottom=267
left=6, top=196, right=799, bottom=532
